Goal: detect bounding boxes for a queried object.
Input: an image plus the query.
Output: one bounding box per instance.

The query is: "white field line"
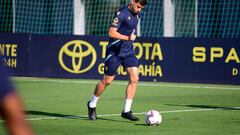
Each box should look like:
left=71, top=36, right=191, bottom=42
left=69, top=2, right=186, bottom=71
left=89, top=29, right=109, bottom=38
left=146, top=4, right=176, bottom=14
left=1, top=107, right=240, bottom=123
left=14, top=78, right=240, bottom=90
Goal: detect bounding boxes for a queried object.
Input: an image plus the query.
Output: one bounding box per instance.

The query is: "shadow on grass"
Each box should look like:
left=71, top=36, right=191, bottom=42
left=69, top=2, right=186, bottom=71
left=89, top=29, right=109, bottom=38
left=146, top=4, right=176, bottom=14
left=97, top=117, right=133, bottom=123
left=26, top=110, right=88, bottom=120
left=165, top=104, right=240, bottom=110
left=135, top=123, right=148, bottom=126
left=26, top=110, right=133, bottom=123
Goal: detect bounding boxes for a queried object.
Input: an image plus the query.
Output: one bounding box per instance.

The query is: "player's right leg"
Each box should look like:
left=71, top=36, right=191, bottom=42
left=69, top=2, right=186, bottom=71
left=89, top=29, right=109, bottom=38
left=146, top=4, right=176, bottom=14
left=93, top=75, right=115, bottom=97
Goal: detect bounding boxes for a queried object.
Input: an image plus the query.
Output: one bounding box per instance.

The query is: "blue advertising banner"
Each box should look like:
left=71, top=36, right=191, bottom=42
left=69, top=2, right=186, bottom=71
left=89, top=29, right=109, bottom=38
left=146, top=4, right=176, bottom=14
left=28, top=35, right=107, bottom=79
left=154, top=38, right=240, bottom=84
left=0, top=33, right=29, bottom=76
left=0, top=33, right=239, bottom=84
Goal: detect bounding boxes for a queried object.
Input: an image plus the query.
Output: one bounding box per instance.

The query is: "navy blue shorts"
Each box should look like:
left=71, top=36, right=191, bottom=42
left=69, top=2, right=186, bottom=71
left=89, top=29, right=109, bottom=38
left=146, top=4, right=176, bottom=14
left=104, top=54, right=138, bottom=76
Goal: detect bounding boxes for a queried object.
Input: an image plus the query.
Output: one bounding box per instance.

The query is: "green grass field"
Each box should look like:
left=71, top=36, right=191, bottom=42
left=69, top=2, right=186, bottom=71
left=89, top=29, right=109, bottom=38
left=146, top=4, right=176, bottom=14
left=1, top=77, right=240, bottom=135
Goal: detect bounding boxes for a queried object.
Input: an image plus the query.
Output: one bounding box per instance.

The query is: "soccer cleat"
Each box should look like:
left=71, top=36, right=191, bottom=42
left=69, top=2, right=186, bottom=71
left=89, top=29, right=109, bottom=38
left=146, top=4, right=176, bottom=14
left=87, top=101, right=97, bottom=120
left=121, top=111, right=139, bottom=121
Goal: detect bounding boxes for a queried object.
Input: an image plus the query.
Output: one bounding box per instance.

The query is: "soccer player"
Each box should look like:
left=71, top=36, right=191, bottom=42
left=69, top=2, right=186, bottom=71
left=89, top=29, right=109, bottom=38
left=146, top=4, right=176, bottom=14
left=0, top=56, right=34, bottom=135
left=87, top=0, right=147, bottom=121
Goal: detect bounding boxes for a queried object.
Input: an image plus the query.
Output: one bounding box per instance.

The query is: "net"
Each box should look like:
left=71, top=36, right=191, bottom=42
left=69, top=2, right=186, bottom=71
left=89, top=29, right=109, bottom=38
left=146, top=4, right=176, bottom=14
left=175, top=0, right=196, bottom=37
left=197, top=0, right=240, bottom=38
left=85, top=0, right=163, bottom=37
left=0, top=0, right=239, bottom=38
left=175, top=0, right=240, bottom=38
left=0, top=0, right=13, bottom=33
left=15, top=0, right=73, bottom=34
left=140, top=1, right=163, bottom=37
left=85, top=0, right=127, bottom=35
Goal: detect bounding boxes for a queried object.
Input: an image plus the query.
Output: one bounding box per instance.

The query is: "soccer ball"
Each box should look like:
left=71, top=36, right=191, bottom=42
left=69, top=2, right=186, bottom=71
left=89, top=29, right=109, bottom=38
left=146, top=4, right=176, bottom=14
left=145, top=110, right=162, bottom=126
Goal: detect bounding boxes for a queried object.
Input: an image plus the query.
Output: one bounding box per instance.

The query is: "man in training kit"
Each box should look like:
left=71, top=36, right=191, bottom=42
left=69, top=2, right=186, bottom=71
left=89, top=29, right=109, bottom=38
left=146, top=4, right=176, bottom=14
left=87, top=0, right=147, bottom=121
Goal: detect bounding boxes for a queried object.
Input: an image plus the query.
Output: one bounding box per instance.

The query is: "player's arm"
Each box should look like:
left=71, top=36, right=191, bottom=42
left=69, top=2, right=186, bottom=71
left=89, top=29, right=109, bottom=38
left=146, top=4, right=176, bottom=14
left=108, top=27, right=136, bottom=41
left=109, top=10, right=136, bottom=41
left=1, top=92, right=34, bottom=135
left=0, top=60, right=34, bottom=135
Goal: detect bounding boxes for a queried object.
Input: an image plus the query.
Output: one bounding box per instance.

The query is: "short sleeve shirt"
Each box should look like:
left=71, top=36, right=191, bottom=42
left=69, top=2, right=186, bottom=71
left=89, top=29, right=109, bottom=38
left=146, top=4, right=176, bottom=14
left=108, top=6, right=140, bottom=58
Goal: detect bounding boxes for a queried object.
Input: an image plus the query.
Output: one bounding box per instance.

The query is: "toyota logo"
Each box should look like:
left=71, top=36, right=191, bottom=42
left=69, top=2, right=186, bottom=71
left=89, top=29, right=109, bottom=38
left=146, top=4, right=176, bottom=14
left=58, top=40, right=97, bottom=74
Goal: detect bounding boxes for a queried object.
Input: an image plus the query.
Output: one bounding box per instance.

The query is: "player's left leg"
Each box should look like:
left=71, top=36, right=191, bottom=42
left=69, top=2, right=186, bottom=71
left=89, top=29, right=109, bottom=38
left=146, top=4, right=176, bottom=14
left=125, top=67, right=139, bottom=100
left=121, top=55, right=139, bottom=121
left=121, top=67, right=139, bottom=121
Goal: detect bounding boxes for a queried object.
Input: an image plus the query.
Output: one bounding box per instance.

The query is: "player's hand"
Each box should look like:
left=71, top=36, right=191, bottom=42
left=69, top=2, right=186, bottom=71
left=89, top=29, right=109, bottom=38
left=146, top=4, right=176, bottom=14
left=129, top=33, right=136, bottom=41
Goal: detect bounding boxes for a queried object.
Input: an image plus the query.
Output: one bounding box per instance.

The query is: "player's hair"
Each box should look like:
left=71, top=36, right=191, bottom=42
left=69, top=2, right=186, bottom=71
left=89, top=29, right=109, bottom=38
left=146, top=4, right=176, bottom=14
left=135, top=0, right=147, bottom=6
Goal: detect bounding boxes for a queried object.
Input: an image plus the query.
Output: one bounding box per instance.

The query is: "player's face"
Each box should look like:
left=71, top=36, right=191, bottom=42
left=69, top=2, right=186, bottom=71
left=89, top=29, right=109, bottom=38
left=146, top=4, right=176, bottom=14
left=132, top=2, right=144, bottom=14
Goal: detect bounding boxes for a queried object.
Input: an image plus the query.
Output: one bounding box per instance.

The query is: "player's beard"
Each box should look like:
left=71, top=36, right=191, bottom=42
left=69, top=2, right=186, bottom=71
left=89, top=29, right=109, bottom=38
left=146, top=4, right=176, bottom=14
left=129, top=4, right=139, bottom=15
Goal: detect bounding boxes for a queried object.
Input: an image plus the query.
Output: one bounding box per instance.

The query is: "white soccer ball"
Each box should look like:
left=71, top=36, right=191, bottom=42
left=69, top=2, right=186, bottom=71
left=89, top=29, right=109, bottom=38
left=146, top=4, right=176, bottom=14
left=145, top=110, right=162, bottom=126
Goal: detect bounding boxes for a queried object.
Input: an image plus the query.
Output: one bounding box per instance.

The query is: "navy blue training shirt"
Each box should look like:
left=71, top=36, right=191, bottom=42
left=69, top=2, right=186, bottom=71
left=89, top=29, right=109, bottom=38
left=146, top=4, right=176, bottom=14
left=108, top=6, right=140, bottom=58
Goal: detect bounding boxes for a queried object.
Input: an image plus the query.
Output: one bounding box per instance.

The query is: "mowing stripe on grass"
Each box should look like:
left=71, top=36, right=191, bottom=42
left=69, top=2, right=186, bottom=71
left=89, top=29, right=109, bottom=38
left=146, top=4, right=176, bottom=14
left=14, top=77, right=240, bottom=90
left=1, top=107, right=239, bottom=123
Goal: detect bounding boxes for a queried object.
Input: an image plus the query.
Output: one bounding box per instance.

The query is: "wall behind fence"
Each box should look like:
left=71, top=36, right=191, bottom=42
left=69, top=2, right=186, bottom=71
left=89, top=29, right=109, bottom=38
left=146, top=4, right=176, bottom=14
left=0, top=33, right=239, bottom=84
